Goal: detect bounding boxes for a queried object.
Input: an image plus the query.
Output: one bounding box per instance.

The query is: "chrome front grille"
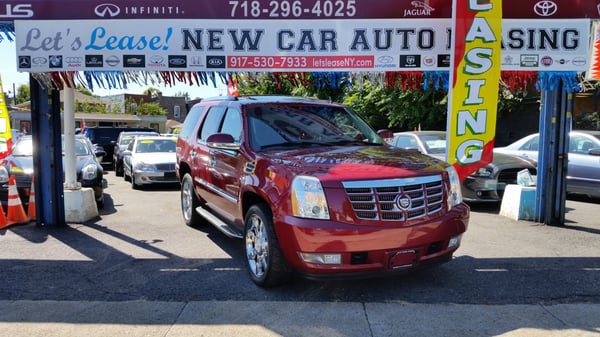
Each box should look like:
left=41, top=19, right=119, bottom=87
left=343, top=175, right=445, bottom=222
left=155, top=163, right=176, bottom=171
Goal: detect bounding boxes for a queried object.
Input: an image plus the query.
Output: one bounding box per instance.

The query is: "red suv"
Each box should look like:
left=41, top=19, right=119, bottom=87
left=176, top=96, right=469, bottom=287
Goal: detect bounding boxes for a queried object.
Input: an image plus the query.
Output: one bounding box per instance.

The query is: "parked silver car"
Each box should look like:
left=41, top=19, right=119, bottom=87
left=494, top=130, right=600, bottom=198
left=122, top=136, right=178, bottom=189
left=390, top=131, right=538, bottom=202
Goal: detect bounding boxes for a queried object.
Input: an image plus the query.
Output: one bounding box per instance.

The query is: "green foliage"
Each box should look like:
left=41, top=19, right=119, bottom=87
left=135, top=102, right=167, bottom=116
left=15, top=84, right=30, bottom=104
left=343, top=81, right=447, bottom=131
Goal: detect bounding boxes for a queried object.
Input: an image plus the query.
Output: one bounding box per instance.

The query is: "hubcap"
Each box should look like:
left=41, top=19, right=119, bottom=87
left=182, top=178, right=192, bottom=221
left=246, top=214, right=269, bottom=278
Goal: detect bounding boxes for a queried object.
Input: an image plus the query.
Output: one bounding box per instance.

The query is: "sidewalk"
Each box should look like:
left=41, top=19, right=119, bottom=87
left=1, top=300, right=599, bottom=337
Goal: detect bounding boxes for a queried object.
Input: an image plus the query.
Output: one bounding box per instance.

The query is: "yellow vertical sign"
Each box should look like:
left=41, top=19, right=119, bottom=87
left=447, top=0, right=502, bottom=181
left=0, top=75, right=13, bottom=159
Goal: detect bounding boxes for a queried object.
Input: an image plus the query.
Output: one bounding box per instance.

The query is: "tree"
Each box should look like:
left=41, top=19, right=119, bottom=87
left=142, top=87, right=162, bottom=98
left=135, top=102, right=167, bottom=116
left=15, top=84, right=30, bottom=104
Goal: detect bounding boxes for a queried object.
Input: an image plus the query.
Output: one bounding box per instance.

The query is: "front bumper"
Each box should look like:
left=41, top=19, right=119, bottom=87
left=273, top=203, right=470, bottom=278
left=133, top=170, right=179, bottom=186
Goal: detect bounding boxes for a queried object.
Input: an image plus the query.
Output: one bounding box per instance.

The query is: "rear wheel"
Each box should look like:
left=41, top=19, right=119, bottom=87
left=245, top=204, right=292, bottom=287
left=181, top=173, right=202, bottom=227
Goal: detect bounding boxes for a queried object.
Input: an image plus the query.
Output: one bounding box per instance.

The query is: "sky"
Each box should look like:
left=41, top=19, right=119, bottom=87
left=0, top=40, right=224, bottom=100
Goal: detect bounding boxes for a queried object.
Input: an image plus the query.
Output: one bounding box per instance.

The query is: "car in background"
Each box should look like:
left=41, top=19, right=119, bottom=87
left=389, top=130, right=538, bottom=202
left=494, top=130, right=600, bottom=198
left=122, top=136, right=178, bottom=189
left=77, top=126, right=156, bottom=167
left=113, top=130, right=160, bottom=176
left=0, top=135, right=106, bottom=209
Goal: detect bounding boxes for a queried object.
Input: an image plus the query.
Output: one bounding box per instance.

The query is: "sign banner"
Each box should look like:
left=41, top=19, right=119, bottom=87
left=1, top=0, right=599, bottom=21
left=0, top=75, right=13, bottom=159
left=587, top=20, right=600, bottom=80
left=447, top=0, right=502, bottom=181
left=14, top=18, right=589, bottom=72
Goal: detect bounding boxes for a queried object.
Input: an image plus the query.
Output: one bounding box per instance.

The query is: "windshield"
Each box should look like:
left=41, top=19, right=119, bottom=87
left=135, top=138, right=176, bottom=153
left=418, top=133, right=447, bottom=154
left=246, top=104, right=382, bottom=151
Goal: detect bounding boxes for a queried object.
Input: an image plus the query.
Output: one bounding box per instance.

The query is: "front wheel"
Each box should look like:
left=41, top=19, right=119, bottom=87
left=245, top=204, right=292, bottom=287
left=181, top=173, right=202, bottom=227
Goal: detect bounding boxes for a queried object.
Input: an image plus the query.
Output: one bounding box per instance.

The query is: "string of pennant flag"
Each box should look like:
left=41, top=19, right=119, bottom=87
left=0, top=23, right=584, bottom=94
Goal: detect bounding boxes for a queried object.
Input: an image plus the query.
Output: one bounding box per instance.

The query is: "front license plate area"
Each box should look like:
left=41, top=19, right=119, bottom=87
left=388, top=249, right=418, bottom=270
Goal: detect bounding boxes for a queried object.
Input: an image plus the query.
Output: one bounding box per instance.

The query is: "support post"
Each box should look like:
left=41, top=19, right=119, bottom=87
left=29, top=75, right=65, bottom=227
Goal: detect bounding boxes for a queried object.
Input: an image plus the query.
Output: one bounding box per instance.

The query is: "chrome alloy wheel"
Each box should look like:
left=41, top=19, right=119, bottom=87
left=245, top=213, right=269, bottom=279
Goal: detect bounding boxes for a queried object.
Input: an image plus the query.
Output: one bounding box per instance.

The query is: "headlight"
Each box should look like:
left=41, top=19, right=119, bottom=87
left=134, top=162, right=155, bottom=171
left=291, top=176, right=330, bottom=219
left=470, top=166, right=493, bottom=177
left=81, top=164, right=98, bottom=180
left=446, top=165, right=463, bottom=208
left=0, top=166, right=9, bottom=183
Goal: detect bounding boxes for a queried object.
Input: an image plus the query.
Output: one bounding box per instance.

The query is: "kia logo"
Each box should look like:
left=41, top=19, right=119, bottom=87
left=208, top=58, right=223, bottom=66
left=533, top=1, right=557, bottom=17
left=95, top=3, right=120, bottom=17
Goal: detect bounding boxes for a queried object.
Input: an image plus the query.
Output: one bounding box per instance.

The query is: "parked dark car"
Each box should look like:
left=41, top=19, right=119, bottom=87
left=176, top=95, right=469, bottom=287
left=0, top=135, right=106, bottom=209
left=77, top=126, right=156, bottom=167
left=495, top=130, right=600, bottom=198
left=113, top=130, right=160, bottom=176
left=389, top=131, right=538, bottom=202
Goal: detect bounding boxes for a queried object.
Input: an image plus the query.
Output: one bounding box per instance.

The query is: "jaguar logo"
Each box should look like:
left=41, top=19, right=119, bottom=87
left=533, top=1, right=557, bottom=17
left=95, top=3, right=120, bottom=17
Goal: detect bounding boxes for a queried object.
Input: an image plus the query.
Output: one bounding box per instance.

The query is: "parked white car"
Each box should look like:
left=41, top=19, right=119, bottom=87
left=122, top=136, right=178, bottom=189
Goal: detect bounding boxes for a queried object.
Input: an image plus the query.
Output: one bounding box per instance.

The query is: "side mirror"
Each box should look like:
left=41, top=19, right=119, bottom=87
left=206, top=133, right=240, bottom=151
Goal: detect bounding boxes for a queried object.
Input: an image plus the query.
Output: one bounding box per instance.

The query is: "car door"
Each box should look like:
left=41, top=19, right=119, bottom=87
left=205, top=106, right=245, bottom=226
left=566, top=133, right=600, bottom=195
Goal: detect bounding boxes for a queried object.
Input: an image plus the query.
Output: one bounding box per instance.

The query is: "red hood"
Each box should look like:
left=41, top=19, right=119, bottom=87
left=261, top=145, right=448, bottom=188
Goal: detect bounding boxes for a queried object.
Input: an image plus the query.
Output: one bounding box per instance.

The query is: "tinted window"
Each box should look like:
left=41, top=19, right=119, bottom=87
left=221, top=108, right=242, bottom=142
left=179, top=106, right=206, bottom=140
left=200, top=106, right=226, bottom=141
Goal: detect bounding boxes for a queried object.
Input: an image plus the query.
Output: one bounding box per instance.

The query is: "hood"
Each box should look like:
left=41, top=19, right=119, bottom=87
left=262, top=145, right=447, bottom=187
left=5, top=154, right=99, bottom=175
left=133, top=152, right=176, bottom=164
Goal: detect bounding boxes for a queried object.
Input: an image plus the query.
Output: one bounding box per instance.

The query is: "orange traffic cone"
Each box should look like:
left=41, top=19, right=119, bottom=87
left=27, top=177, right=36, bottom=221
left=7, top=175, right=29, bottom=225
left=0, top=202, right=8, bottom=230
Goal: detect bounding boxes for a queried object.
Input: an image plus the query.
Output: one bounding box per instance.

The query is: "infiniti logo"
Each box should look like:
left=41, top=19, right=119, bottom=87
left=533, top=1, right=557, bottom=17
left=95, top=3, right=120, bottom=17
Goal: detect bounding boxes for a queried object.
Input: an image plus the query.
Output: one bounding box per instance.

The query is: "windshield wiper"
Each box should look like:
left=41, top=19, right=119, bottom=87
left=259, top=141, right=330, bottom=150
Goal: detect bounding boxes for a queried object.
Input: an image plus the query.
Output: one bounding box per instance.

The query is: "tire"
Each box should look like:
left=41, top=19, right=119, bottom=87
left=115, top=160, right=123, bottom=177
left=131, top=173, right=139, bottom=189
left=244, top=204, right=293, bottom=287
left=181, top=173, right=202, bottom=227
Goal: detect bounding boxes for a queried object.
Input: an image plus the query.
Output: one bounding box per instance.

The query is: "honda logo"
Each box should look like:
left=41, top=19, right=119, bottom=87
left=95, top=3, right=120, bottom=17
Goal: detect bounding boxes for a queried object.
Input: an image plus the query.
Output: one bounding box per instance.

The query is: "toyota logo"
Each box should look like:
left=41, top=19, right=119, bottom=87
left=95, top=3, right=120, bottom=17
left=533, top=1, right=557, bottom=17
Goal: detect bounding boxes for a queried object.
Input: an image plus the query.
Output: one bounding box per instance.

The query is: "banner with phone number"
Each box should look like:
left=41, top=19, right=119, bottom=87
left=447, top=0, right=502, bottom=181
left=0, top=75, right=13, bottom=159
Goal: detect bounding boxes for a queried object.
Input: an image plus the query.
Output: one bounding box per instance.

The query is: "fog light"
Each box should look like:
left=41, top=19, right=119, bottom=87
left=448, top=234, right=462, bottom=249
left=298, top=252, right=342, bottom=265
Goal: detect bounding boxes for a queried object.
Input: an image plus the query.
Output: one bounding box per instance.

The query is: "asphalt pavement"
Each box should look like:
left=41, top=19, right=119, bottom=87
left=1, top=194, right=599, bottom=337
